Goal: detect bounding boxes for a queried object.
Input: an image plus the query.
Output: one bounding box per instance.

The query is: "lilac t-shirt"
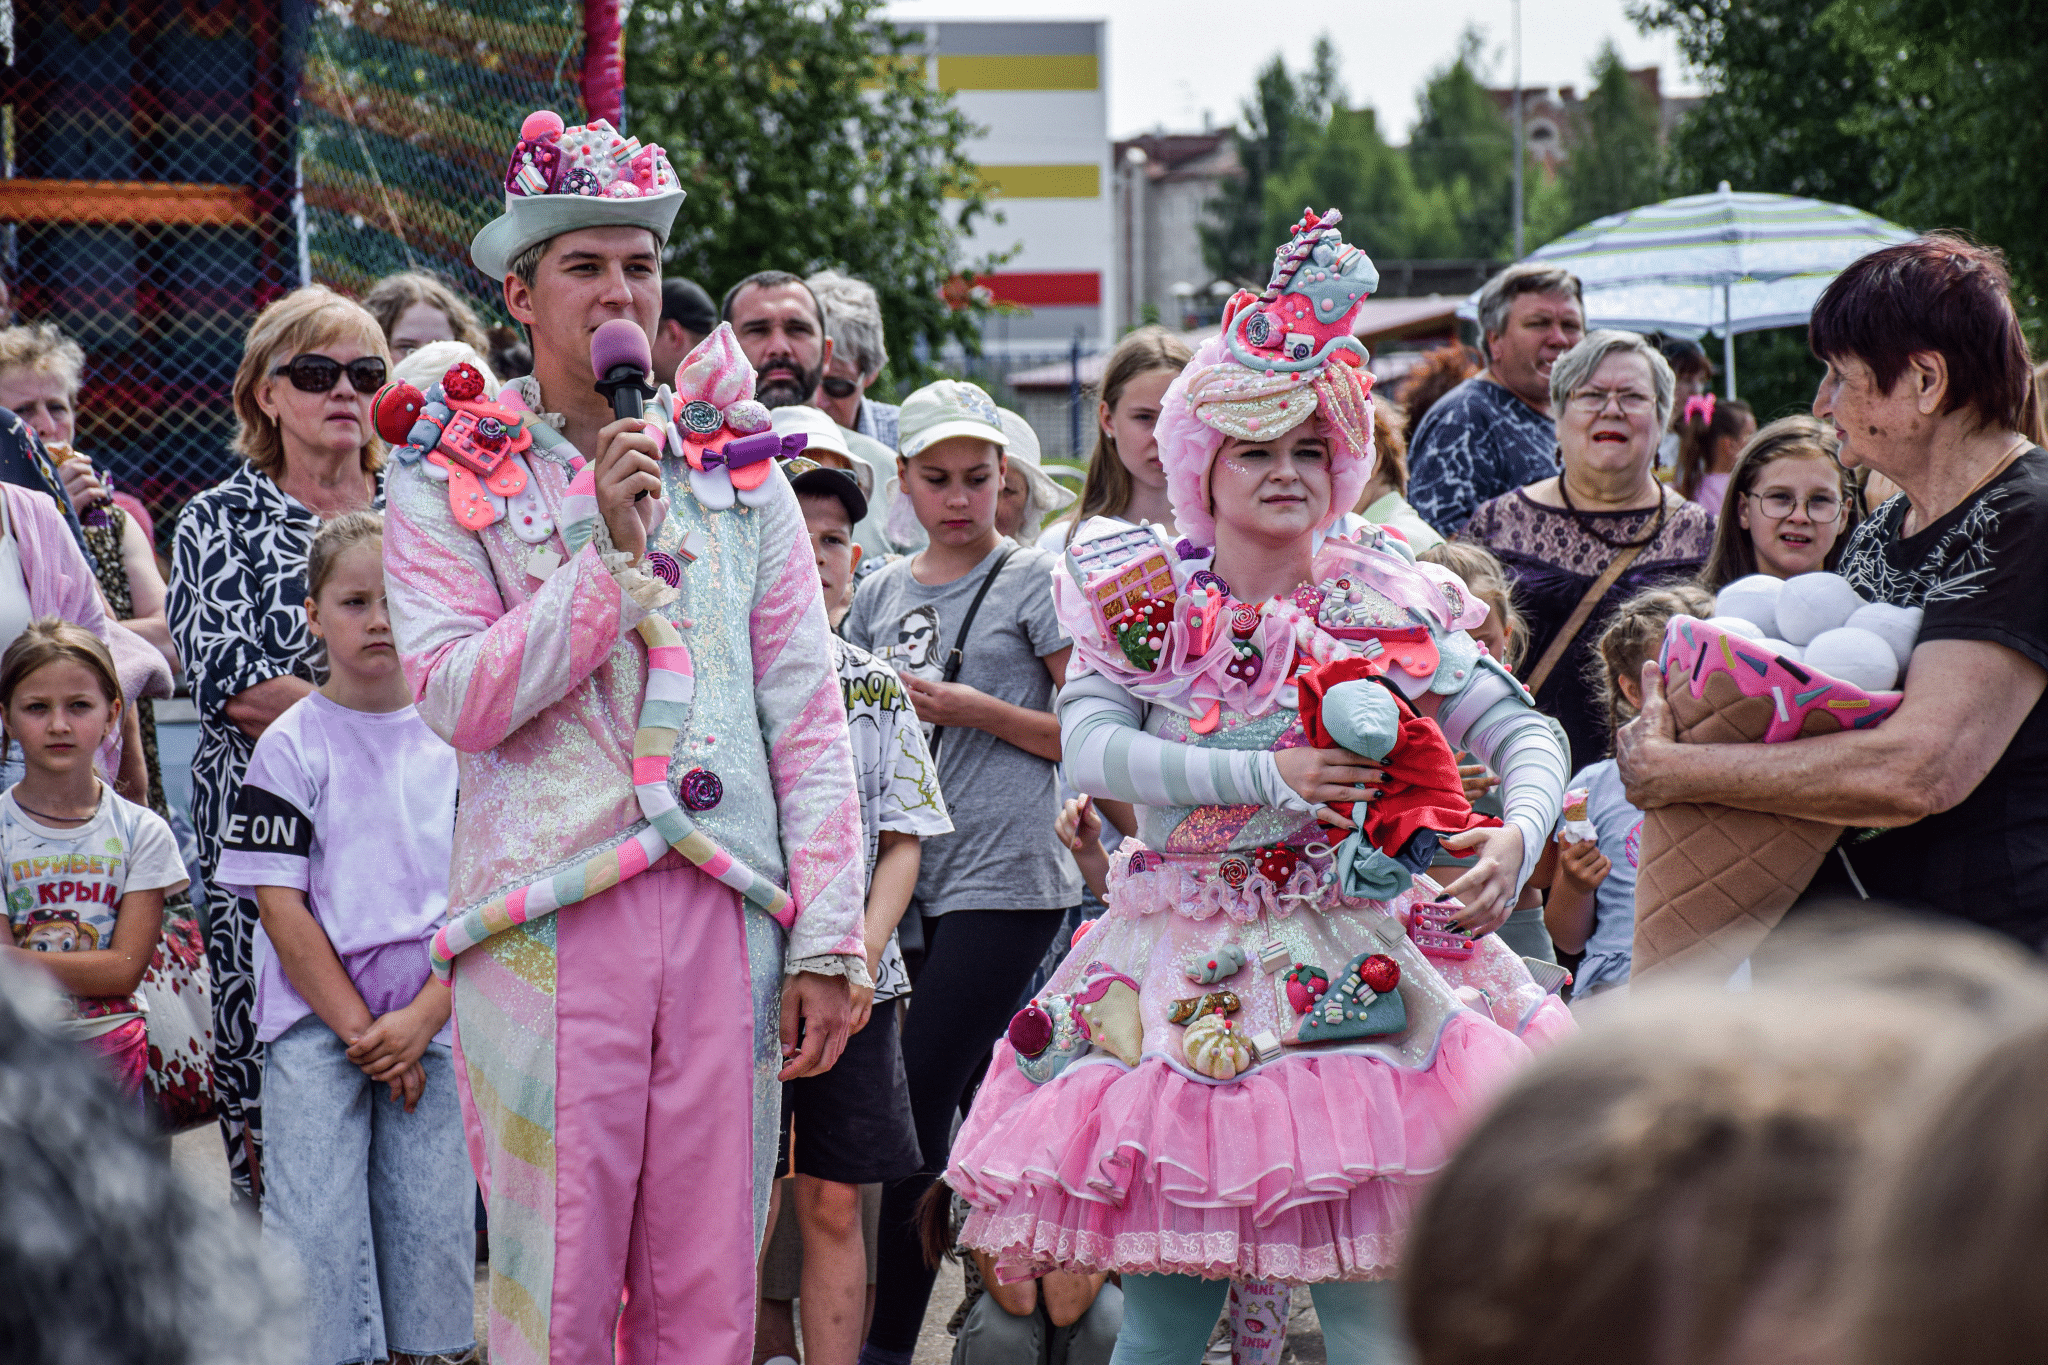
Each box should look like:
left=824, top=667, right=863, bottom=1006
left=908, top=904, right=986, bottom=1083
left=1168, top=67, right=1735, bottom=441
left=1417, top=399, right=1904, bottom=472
left=216, top=692, right=459, bottom=1044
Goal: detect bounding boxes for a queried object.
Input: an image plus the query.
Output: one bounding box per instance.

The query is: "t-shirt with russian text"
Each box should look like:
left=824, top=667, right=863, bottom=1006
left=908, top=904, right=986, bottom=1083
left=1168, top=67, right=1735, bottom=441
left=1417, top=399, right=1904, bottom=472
left=216, top=692, right=459, bottom=1043
left=1824, top=448, right=2048, bottom=943
left=834, top=636, right=953, bottom=1001
left=2, top=786, right=188, bottom=1037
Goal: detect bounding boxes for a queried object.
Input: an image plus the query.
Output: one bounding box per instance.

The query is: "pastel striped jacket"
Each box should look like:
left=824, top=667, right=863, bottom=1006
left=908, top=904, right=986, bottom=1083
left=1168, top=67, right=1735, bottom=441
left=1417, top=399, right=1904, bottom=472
left=383, top=397, right=866, bottom=970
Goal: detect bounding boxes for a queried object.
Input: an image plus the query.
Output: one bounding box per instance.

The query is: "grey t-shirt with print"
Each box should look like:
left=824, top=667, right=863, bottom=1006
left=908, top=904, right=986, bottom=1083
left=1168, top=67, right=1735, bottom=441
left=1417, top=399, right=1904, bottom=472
left=845, top=542, right=1082, bottom=916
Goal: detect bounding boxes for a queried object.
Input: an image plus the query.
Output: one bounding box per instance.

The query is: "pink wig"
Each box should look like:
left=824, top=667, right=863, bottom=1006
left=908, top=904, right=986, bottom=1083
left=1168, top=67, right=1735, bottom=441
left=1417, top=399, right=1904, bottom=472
left=1158, top=333, right=1377, bottom=551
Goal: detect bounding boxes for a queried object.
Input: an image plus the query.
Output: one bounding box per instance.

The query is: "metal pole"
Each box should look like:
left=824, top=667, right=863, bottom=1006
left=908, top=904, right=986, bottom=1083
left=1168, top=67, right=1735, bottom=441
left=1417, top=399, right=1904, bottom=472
left=1723, top=283, right=1738, bottom=400
left=1511, top=0, right=1524, bottom=257
left=1069, top=331, right=1083, bottom=457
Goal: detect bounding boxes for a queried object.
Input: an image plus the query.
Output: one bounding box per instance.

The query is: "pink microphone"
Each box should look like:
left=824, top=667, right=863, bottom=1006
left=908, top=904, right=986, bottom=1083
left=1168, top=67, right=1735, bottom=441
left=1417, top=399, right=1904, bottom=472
left=591, top=318, right=657, bottom=498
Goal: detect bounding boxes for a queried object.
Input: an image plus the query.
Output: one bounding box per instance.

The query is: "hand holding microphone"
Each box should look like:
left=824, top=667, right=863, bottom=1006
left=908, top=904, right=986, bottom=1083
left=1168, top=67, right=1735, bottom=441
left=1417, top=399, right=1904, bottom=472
left=589, top=319, right=663, bottom=556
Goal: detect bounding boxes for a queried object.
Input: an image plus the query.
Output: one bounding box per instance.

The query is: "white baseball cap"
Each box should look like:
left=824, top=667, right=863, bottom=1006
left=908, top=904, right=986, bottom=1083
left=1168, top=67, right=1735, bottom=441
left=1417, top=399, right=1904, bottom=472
left=897, top=379, right=1008, bottom=460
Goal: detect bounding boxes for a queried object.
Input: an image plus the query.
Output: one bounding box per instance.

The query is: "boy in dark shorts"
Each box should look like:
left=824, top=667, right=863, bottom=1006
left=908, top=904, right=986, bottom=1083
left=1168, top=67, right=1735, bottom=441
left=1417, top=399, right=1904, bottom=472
left=761, top=458, right=952, bottom=1363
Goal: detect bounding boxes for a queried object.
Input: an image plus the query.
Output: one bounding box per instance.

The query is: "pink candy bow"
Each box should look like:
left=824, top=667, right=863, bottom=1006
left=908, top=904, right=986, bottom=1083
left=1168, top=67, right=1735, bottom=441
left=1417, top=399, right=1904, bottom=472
left=1684, top=392, right=1716, bottom=425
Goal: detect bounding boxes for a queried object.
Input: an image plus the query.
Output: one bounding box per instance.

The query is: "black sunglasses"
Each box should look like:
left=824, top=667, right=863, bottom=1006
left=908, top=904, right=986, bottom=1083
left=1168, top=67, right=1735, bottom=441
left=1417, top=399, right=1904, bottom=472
left=819, top=375, right=860, bottom=399
left=272, top=353, right=387, bottom=394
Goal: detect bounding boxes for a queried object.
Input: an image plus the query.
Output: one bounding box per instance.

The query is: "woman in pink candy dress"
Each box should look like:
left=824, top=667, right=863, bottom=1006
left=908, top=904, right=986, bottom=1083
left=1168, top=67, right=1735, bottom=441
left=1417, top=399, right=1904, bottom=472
left=943, top=212, right=1573, bottom=1365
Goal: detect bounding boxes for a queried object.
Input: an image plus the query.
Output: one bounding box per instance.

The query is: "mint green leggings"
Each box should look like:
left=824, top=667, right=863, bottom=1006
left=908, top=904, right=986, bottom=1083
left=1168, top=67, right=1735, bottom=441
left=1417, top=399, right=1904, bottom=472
left=1107, top=1274, right=1411, bottom=1365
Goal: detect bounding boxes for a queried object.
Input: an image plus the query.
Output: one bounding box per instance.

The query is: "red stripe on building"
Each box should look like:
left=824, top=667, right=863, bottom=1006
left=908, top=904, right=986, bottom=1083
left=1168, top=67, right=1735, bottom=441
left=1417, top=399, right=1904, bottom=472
left=952, top=271, right=1102, bottom=308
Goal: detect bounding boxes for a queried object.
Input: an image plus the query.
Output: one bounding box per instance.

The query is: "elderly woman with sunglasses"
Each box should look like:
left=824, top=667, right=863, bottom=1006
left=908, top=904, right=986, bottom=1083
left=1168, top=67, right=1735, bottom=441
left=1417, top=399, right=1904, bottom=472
left=1460, top=330, right=1715, bottom=768
left=168, top=284, right=386, bottom=1201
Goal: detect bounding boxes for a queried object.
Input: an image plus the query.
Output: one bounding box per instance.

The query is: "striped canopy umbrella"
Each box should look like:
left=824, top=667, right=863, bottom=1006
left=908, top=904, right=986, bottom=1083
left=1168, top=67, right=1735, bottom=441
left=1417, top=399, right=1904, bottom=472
left=1460, top=184, right=1916, bottom=396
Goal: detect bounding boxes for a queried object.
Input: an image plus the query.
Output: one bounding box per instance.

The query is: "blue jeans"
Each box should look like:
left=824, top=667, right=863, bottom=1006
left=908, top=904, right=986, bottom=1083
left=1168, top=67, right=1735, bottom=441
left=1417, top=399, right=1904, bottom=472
left=262, top=1016, right=476, bottom=1365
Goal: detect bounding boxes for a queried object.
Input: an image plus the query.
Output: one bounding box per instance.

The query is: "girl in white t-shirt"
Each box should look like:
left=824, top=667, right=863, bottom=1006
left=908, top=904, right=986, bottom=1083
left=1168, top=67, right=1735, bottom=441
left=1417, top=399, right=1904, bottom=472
left=216, top=512, right=473, bottom=1365
left=0, top=618, right=187, bottom=1096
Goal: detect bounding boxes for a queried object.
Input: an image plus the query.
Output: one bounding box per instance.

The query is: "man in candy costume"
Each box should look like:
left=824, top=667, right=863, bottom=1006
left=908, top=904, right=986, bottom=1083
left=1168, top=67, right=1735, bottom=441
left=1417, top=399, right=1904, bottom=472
left=382, top=110, right=867, bottom=1364
left=941, top=211, right=1572, bottom=1364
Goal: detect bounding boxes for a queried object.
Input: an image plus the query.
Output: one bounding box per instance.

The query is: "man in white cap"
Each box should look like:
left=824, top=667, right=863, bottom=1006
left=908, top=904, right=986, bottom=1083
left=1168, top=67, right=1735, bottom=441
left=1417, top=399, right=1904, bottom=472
left=384, top=108, right=867, bottom=1365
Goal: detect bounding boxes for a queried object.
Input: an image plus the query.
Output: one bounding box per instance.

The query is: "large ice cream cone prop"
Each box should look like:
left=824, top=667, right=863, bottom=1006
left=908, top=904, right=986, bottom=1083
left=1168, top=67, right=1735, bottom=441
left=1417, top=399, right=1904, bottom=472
left=1632, top=617, right=1903, bottom=980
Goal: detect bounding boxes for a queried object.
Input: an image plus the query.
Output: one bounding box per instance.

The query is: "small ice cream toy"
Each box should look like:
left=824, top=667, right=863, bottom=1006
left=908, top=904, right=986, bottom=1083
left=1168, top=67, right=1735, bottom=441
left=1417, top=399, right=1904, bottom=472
left=1560, top=787, right=1597, bottom=844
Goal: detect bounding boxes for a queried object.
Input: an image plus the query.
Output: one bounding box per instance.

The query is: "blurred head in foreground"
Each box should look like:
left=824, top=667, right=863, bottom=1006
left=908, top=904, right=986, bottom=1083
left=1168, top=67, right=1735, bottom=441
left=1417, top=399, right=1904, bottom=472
left=1403, top=906, right=2046, bottom=1365
left=0, top=954, right=299, bottom=1363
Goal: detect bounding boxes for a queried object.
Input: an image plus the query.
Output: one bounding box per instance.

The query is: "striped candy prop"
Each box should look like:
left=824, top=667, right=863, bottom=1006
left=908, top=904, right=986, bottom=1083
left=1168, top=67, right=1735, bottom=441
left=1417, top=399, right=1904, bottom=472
left=429, top=428, right=793, bottom=978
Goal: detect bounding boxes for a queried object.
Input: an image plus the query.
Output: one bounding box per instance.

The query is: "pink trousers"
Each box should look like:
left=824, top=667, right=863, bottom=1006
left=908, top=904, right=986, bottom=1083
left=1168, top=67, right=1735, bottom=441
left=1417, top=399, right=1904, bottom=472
left=455, top=853, right=767, bottom=1365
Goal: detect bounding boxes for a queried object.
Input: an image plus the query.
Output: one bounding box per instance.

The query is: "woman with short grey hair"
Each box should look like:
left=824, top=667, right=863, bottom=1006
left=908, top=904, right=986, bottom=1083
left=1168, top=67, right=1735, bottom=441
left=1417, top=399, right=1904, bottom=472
left=1460, top=329, right=1713, bottom=766
left=806, top=269, right=901, bottom=448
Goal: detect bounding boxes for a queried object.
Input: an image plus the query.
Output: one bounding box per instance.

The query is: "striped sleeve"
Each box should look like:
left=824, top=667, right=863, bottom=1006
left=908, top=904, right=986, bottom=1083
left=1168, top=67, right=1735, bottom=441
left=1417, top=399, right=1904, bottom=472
left=1437, top=668, right=1567, bottom=888
left=1058, top=671, right=1308, bottom=812
left=385, top=461, right=651, bottom=754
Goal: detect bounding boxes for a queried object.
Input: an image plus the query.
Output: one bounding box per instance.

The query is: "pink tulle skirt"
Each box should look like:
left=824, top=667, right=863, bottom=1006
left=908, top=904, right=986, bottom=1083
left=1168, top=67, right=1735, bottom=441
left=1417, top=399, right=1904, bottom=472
left=947, top=861, right=1574, bottom=1283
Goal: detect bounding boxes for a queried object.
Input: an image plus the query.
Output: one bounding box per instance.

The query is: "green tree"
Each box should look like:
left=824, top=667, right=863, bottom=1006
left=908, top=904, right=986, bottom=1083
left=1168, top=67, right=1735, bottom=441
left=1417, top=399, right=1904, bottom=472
left=1406, top=29, right=1516, bottom=257
left=1563, top=44, right=1666, bottom=226
left=1202, top=54, right=1312, bottom=284
left=625, top=0, right=1001, bottom=391
left=1629, top=0, right=1889, bottom=208
left=1824, top=0, right=2048, bottom=323
left=1265, top=105, right=1445, bottom=261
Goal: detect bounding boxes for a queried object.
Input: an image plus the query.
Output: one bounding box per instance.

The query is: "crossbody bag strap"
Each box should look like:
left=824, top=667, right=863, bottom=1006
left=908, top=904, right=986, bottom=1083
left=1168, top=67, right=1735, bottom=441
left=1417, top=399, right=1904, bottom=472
left=1521, top=501, right=1664, bottom=697
left=929, top=544, right=1019, bottom=761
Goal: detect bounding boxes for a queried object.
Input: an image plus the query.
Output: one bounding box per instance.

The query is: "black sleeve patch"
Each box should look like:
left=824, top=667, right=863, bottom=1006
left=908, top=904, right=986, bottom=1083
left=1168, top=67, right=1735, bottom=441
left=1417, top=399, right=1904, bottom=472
left=222, top=785, right=314, bottom=856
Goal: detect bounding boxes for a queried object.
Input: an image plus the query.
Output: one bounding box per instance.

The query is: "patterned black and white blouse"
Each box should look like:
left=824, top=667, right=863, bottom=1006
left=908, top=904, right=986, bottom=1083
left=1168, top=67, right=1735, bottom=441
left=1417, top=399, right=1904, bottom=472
left=167, top=459, right=379, bottom=1198
left=1408, top=377, right=1560, bottom=536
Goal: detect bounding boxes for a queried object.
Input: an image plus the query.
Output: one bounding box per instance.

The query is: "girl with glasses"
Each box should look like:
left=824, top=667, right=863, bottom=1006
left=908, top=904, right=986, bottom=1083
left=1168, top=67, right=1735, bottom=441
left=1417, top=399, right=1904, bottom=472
left=1698, top=416, right=1864, bottom=591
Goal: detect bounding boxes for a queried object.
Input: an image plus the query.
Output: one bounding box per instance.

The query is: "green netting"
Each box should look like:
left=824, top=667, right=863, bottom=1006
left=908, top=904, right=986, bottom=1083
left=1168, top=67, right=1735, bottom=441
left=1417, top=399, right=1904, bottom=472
left=301, top=0, right=592, bottom=324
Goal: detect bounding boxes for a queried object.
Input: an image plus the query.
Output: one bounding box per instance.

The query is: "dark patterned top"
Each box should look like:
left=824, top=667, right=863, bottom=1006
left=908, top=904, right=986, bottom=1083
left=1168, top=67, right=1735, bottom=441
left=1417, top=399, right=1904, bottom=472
left=1407, top=377, right=1560, bottom=535
left=168, top=462, right=333, bottom=885
left=1823, top=447, right=2048, bottom=940
left=166, top=460, right=379, bottom=1199
left=1462, top=487, right=1714, bottom=768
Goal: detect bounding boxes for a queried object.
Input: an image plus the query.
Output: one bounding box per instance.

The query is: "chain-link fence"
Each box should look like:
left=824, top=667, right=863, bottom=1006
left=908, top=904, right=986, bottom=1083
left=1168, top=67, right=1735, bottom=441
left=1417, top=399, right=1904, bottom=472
left=300, top=0, right=593, bottom=328
left=0, top=0, right=599, bottom=549
left=1, top=0, right=301, bottom=547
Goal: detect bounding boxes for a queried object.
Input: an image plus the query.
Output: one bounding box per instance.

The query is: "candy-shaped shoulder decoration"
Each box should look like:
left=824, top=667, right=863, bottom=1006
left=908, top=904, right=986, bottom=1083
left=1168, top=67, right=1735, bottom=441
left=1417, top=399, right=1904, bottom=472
left=669, top=324, right=804, bottom=511
left=374, top=363, right=555, bottom=540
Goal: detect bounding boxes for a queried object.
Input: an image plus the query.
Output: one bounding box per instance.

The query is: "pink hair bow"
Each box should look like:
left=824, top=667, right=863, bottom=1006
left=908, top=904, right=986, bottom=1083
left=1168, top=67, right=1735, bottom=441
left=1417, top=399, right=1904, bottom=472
left=1684, top=393, right=1716, bottom=425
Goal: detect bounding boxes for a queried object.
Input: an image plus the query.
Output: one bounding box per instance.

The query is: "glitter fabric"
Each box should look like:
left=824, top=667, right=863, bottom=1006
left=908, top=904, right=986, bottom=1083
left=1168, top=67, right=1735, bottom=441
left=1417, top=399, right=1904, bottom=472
left=947, top=477, right=1574, bottom=1285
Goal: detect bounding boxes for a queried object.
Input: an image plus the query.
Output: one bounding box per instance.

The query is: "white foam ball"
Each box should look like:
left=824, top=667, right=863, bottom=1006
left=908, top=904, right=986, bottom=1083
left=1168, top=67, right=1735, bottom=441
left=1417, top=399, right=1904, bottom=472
left=1756, top=638, right=1804, bottom=661
left=1714, top=575, right=1785, bottom=641
left=1845, top=602, right=1922, bottom=672
left=1705, top=615, right=1767, bottom=640
left=1775, top=572, right=1867, bottom=645
left=1803, top=627, right=1900, bottom=692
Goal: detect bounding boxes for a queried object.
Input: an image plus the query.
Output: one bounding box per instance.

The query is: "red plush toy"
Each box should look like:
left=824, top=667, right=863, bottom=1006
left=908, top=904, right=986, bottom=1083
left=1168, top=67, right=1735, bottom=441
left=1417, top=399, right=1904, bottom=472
left=1295, top=656, right=1498, bottom=858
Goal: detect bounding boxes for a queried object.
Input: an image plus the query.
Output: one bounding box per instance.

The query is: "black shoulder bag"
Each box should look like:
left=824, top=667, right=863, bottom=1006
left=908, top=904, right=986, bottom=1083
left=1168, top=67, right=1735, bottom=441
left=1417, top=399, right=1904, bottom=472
left=926, top=544, right=1017, bottom=764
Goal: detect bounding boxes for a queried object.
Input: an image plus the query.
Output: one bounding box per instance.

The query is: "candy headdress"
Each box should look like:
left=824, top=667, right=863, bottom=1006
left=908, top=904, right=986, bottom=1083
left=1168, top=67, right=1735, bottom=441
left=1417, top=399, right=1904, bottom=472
left=472, top=109, right=687, bottom=280
left=1158, top=209, right=1380, bottom=551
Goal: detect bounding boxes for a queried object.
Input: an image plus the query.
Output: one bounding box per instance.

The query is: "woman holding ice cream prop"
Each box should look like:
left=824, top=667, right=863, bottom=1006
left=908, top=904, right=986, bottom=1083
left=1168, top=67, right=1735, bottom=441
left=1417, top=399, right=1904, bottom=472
left=1619, top=236, right=2048, bottom=964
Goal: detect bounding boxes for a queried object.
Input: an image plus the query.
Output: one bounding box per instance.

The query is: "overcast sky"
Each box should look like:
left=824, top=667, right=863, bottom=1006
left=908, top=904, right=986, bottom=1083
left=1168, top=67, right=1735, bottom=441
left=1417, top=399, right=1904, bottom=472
left=885, top=0, right=1701, bottom=140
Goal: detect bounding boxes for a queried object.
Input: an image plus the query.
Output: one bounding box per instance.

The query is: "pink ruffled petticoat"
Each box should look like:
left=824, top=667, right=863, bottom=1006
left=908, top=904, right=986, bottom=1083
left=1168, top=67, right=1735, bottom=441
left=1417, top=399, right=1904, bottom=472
left=948, top=844, right=1572, bottom=1284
